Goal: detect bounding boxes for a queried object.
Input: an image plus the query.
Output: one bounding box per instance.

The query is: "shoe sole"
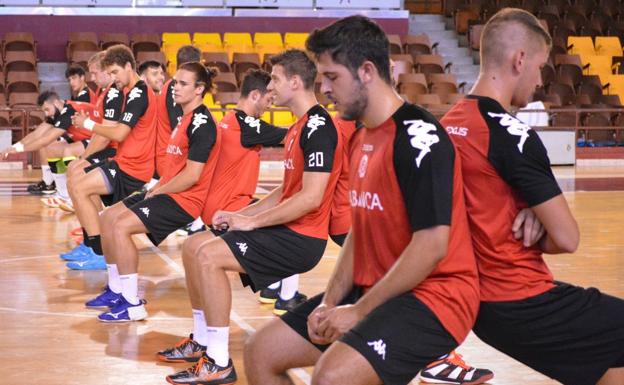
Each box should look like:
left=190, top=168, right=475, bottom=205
left=272, top=308, right=287, bottom=316
left=165, top=377, right=236, bottom=385
left=157, top=354, right=202, bottom=363
left=419, top=373, right=494, bottom=385
left=98, top=317, right=147, bottom=323
left=258, top=297, right=278, bottom=304
left=58, top=203, right=75, bottom=212
left=85, top=305, right=111, bottom=309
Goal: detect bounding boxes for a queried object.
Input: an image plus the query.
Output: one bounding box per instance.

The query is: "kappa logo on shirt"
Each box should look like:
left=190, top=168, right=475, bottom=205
left=170, top=83, right=177, bottom=107
left=106, top=87, right=120, bottom=104
left=241, top=115, right=262, bottom=134
left=140, top=207, right=150, bottom=217
left=191, top=112, right=209, bottom=135
left=367, top=339, right=386, bottom=360
left=128, top=87, right=143, bottom=103
left=236, top=242, right=248, bottom=255
left=306, top=114, right=326, bottom=139
left=404, top=119, right=440, bottom=168
left=61, top=107, right=68, bottom=115
left=109, top=169, right=117, bottom=178
left=77, top=89, right=87, bottom=97
left=487, top=112, right=531, bottom=153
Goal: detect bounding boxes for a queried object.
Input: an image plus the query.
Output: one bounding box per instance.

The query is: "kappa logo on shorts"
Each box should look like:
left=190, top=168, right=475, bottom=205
left=236, top=242, right=248, bottom=255
left=487, top=112, right=531, bottom=153
left=140, top=207, right=150, bottom=217
left=404, top=119, right=440, bottom=168
left=93, top=158, right=100, bottom=163
left=367, top=339, right=386, bottom=360
left=109, top=169, right=116, bottom=178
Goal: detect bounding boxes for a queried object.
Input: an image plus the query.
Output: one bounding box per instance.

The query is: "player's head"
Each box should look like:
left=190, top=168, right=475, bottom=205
left=176, top=45, right=201, bottom=68
left=480, top=8, right=552, bottom=107
left=87, top=51, right=112, bottom=89
left=267, top=49, right=316, bottom=107
left=37, top=90, right=62, bottom=118
left=240, top=69, right=273, bottom=118
left=173, top=62, right=217, bottom=106
left=138, top=60, right=166, bottom=93
left=102, top=44, right=137, bottom=90
left=306, top=15, right=393, bottom=121
left=65, top=64, right=87, bottom=94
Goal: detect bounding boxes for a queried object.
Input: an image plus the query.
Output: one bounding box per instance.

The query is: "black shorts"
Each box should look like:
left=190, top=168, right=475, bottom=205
left=87, top=147, right=117, bottom=165
left=220, top=225, right=326, bottom=292
left=329, top=233, right=347, bottom=246
left=123, top=192, right=194, bottom=246
left=474, top=281, right=624, bottom=385
left=282, top=288, right=457, bottom=385
left=85, top=159, right=145, bottom=207
left=60, top=133, right=89, bottom=148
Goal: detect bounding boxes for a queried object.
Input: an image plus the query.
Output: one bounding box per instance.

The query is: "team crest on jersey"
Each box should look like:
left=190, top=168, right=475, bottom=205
left=487, top=112, right=531, bottom=153
left=306, top=114, right=326, bottom=138
left=241, top=115, right=261, bottom=134
left=404, top=119, right=440, bottom=168
left=358, top=154, right=368, bottom=178
left=128, top=87, right=143, bottom=103
left=106, top=88, right=120, bottom=104
left=191, top=113, right=208, bottom=135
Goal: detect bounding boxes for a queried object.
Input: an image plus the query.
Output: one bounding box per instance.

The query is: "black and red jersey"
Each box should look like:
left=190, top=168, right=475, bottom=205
left=162, top=104, right=220, bottom=218
left=350, top=102, right=479, bottom=344
left=114, top=80, right=158, bottom=182
left=52, top=101, right=100, bottom=142
left=281, top=104, right=343, bottom=239
left=155, top=78, right=184, bottom=177
left=329, top=118, right=357, bottom=236
left=93, top=84, right=124, bottom=150
left=201, top=109, right=287, bottom=224
left=72, top=85, right=96, bottom=104
left=441, top=95, right=562, bottom=302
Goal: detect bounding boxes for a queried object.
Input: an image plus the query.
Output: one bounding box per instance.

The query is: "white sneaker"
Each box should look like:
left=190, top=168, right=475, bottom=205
left=41, top=195, right=61, bottom=208
left=57, top=197, right=75, bottom=213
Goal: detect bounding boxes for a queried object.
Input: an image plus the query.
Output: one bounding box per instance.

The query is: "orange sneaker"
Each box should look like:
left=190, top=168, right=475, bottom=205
left=419, top=351, right=493, bottom=384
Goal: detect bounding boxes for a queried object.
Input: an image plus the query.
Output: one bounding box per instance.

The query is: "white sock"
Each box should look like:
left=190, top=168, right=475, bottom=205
left=279, top=275, right=299, bottom=300
left=119, top=273, right=140, bottom=305
left=41, top=165, right=53, bottom=185
left=205, top=326, right=229, bottom=367
left=52, top=172, right=69, bottom=199
left=192, top=309, right=208, bottom=346
left=190, top=217, right=205, bottom=231
left=267, top=281, right=280, bottom=290
left=107, top=264, right=122, bottom=294
left=145, top=178, right=159, bottom=191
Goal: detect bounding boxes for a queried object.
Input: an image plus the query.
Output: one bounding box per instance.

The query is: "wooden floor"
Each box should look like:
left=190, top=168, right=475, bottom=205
left=1, top=165, right=624, bottom=385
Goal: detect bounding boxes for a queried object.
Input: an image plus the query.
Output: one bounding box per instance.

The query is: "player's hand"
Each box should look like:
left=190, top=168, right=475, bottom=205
left=316, top=304, right=363, bottom=343
left=71, top=110, right=89, bottom=128
left=0, top=147, right=14, bottom=159
left=223, top=213, right=258, bottom=232
left=211, top=210, right=233, bottom=231
left=307, top=302, right=332, bottom=345
left=512, top=208, right=545, bottom=247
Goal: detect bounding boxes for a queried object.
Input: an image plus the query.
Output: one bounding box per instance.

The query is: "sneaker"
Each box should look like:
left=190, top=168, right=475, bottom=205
left=28, top=180, right=55, bottom=195
left=57, top=197, right=75, bottom=212
left=273, top=292, right=307, bottom=316
left=85, top=286, right=123, bottom=309
left=66, top=251, right=106, bottom=270
left=157, top=334, right=207, bottom=363
left=176, top=223, right=206, bottom=237
left=98, top=296, right=148, bottom=322
left=60, top=243, right=91, bottom=261
left=419, top=351, right=494, bottom=385
left=166, top=354, right=237, bottom=385
left=258, top=283, right=281, bottom=304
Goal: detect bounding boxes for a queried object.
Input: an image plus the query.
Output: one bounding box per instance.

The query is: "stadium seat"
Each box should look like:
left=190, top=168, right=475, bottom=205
left=131, top=33, right=162, bottom=56
left=606, top=74, right=624, bottom=106
left=70, top=50, right=99, bottom=70
left=210, top=109, right=224, bottom=122
left=554, top=54, right=586, bottom=88
left=3, top=32, right=36, bottom=54
left=440, top=93, right=464, bottom=105
left=6, top=71, right=39, bottom=93
left=387, top=34, right=403, bottom=54
left=203, top=93, right=216, bottom=108
left=202, top=52, right=231, bottom=73
left=100, top=33, right=130, bottom=49
left=403, top=34, right=436, bottom=58
left=213, top=72, right=238, bottom=92
left=414, top=54, right=449, bottom=75
left=413, top=93, right=442, bottom=108
left=271, top=110, right=296, bottom=127
left=549, top=82, right=576, bottom=106
left=136, top=51, right=167, bottom=66
left=567, top=36, right=594, bottom=61
left=284, top=32, right=308, bottom=50
left=254, top=32, right=283, bottom=48
left=162, top=32, right=192, bottom=47
left=583, top=55, right=615, bottom=85
left=397, top=73, right=428, bottom=94
left=579, top=75, right=606, bottom=103
left=595, top=36, right=623, bottom=57
left=67, top=32, right=99, bottom=62
left=214, top=91, right=241, bottom=106
left=8, top=92, right=38, bottom=108
left=4, top=51, right=37, bottom=72
left=232, top=52, right=261, bottom=83
left=427, top=73, right=465, bottom=95
left=193, top=32, right=223, bottom=51
left=223, top=33, right=254, bottom=63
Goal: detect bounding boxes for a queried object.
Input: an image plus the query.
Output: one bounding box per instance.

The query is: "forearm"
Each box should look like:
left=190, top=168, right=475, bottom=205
left=24, top=131, right=59, bottom=152
left=321, top=232, right=354, bottom=306
left=92, top=122, right=128, bottom=143
left=151, top=170, right=198, bottom=196
left=538, top=233, right=574, bottom=254
left=354, top=227, right=447, bottom=316
left=251, top=189, right=318, bottom=228
left=236, top=185, right=283, bottom=216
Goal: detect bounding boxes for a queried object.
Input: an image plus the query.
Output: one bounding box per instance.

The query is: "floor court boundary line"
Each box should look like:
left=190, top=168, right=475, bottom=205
left=142, top=236, right=313, bottom=385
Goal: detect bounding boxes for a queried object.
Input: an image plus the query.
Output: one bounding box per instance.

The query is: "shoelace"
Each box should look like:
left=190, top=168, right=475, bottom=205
left=446, top=352, right=472, bottom=371
left=193, top=356, right=209, bottom=376
left=174, top=337, right=192, bottom=349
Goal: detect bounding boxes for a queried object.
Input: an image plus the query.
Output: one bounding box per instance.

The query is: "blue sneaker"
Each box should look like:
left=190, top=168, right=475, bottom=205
left=60, top=243, right=91, bottom=261
left=98, top=296, right=148, bottom=322
left=85, top=286, right=122, bottom=309
left=66, top=251, right=106, bottom=270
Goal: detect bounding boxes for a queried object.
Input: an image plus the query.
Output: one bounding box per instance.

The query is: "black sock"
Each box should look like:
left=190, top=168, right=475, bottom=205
left=48, top=160, right=59, bottom=174
left=88, top=235, right=103, bottom=255
left=83, top=228, right=91, bottom=248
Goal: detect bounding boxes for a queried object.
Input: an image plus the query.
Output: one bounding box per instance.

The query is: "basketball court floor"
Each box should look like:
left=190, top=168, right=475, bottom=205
left=1, top=164, right=623, bottom=385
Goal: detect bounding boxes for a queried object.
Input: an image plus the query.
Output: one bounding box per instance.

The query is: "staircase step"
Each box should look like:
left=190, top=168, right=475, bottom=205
left=409, top=21, right=446, bottom=33
left=410, top=14, right=445, bottom=23
left=38, top=62, right=68, bottom=82
left=41, top=81, right=71, bottom=100
left=423, top=30, right=457, bottom=41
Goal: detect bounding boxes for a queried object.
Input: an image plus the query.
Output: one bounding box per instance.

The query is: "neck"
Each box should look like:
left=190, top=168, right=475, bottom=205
left=289, top=91, right=318, bottom=119
left=237, top=98, right=256, bottom=118
left=359, top=83, right=404, bottom=128
left=181, top=97, right=203, bottom=115
left=127, top=71, right=140, bottom=90
left=470, top=70, right=513, bottom=110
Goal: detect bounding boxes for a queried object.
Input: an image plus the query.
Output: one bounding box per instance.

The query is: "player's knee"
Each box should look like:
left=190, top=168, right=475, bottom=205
left=182, top=237, right=201, bottom=263
left=312, top=362, right=342, bottom=385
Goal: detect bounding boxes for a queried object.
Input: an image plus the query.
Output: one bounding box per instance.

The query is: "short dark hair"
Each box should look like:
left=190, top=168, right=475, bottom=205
left=178, top=61, right=218, bottom=97
left=138, top=60, right=166, bottom=76
left=102, top=44, right=136, bottom=70
left=240, top=69, right=271, bottom=98
left=37, top=90, right=60, bottom=106
left=269, top=49, right=317, bottom=90
left=177, top=45, right=201, bottom=67
left=65, top=64, right=86, bottom=79
left=306, top=15, right=392, bottom=85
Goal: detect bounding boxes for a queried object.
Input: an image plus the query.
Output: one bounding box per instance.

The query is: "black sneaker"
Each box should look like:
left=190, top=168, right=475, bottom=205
left=157, top=334, right=207, bottom=363
left=166, top=354, right=237, bottom=385
left=273, top=292, right=307, bottom=315
left=28, top=180, right=55, bottom=195
left=258, top=283, right=281, bottom=304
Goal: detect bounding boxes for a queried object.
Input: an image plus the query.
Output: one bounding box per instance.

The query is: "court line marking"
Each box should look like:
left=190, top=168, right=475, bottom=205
left=142, top=236, right=312, bottom=385
left=0, top=254, right=60, bottom=263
